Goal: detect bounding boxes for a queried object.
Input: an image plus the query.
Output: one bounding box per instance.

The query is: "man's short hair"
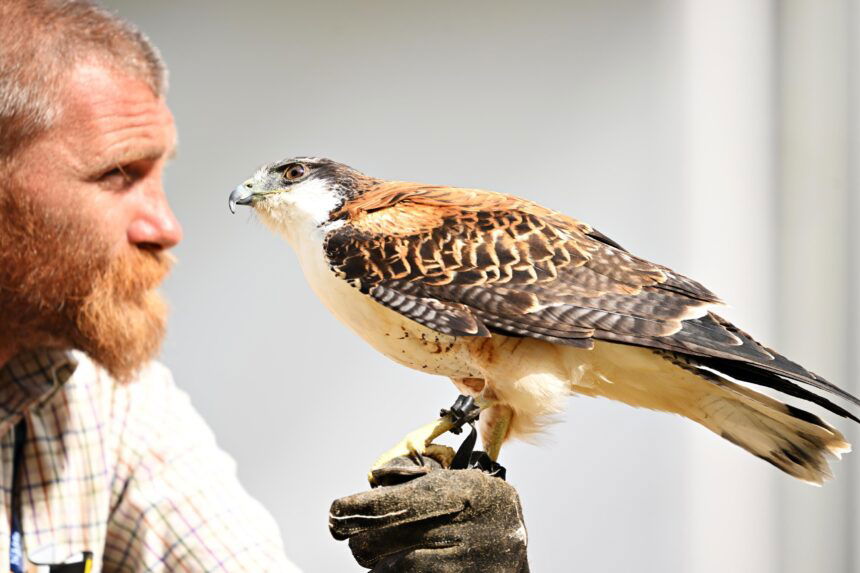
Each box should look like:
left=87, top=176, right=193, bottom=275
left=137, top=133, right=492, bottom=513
left=0, top=0, right=166, bottom=161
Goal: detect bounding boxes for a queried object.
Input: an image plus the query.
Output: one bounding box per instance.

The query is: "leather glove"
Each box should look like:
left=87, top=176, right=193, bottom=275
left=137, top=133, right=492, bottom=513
left=329, top=456, right=529, bottom=572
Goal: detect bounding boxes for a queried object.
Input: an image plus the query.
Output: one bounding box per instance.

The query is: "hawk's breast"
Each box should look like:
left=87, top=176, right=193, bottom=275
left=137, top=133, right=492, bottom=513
left=296, top=227, right=483, bottom=380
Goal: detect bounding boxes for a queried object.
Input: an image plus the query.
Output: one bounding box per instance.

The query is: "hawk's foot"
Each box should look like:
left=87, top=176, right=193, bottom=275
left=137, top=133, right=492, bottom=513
left=367, top=395, right=489, bottom=485
left=368, top=417, right=458, bottom=485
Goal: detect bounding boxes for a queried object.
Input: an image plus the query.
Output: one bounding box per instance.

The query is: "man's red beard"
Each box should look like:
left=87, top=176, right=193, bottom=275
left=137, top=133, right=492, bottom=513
left=0, top=190, right=173, bottom=382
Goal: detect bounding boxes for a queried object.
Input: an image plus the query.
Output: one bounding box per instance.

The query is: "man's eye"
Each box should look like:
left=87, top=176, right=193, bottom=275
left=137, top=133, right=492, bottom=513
left=97, top=166, right=134, bottom=189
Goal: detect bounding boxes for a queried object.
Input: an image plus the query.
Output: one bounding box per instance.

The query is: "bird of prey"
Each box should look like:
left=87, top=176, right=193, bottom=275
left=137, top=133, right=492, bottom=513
left=229, top=157, right=859, bottom=485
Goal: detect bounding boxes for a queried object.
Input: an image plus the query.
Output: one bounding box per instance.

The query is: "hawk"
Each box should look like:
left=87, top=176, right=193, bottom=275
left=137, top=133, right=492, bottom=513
left=229, top=157, right=859, bottom=485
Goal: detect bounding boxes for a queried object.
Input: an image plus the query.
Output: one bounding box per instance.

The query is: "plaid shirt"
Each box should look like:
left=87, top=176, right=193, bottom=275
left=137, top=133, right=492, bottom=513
left=0, top=349, right=299, bottom=572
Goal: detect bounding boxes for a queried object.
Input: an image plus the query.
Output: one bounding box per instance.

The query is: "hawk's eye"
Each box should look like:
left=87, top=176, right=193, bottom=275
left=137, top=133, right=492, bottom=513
left=283, top=163, right=307, bottom=181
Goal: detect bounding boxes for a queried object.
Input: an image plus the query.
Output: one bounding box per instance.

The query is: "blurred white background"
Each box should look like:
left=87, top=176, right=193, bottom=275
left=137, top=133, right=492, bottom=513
left=103, top=1, right=859, bottom=571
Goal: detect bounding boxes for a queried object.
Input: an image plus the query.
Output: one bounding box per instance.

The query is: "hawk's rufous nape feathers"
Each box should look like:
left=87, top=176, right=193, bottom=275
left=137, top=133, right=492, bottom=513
left=230, top=157, right=859, bottom=485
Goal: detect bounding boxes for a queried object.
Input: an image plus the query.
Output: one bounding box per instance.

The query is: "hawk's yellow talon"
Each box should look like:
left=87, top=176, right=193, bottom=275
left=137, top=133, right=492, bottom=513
left=368, top=416, right=458, bottom=485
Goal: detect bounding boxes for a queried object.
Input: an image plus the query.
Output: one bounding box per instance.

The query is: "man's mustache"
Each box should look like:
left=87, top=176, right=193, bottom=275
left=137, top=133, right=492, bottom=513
left=95, top=247, right=176, bottom=299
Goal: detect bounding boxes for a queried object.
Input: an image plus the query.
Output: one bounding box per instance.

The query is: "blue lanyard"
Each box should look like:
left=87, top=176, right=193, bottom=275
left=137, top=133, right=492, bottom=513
left=10, top=420, right=26, bottom=573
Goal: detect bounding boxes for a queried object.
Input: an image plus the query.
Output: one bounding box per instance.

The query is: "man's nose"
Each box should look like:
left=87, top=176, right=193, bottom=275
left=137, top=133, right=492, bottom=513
left=127, top=189, right=183, bottom=249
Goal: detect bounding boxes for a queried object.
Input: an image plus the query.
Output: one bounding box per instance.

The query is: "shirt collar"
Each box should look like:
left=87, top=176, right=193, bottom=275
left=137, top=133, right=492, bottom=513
left=0, top=349, right=78, bottom=435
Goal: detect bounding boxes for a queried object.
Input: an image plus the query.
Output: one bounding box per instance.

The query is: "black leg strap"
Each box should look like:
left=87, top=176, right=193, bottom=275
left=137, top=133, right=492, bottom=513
left=449, top=424, right=507, bottom=480
left=439, top=394, right=481, bottom=435
left=440, top=395, right=507, bottom=479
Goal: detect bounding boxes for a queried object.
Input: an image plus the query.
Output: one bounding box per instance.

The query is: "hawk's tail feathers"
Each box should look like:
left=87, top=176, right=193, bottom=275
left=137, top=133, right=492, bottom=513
left=691, top=370, right=850, bottom=485
left=565, top=343, right=850, bottom=485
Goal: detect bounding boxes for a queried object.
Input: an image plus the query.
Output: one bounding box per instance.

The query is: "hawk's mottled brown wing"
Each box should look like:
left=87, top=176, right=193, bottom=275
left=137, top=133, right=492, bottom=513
left=324, top=183, right=859, bottom=415
left=325, top=183, right=720, bottom=342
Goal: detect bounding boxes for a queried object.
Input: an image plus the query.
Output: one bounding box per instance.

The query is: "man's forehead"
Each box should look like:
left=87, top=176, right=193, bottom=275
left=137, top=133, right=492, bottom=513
left=59, top=63, right=177, bottom=165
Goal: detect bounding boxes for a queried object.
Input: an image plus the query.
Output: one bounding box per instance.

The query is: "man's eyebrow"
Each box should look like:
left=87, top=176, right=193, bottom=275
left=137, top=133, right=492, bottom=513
left=90, top=145, right=175, bottom=174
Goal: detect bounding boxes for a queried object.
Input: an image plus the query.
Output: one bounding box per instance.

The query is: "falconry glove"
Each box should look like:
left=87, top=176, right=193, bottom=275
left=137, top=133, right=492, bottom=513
left=329, top=457, right=529, bottom=573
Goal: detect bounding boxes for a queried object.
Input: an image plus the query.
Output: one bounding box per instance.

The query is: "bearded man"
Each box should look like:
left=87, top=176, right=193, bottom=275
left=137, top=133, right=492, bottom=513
left=0, top=1, right=528, bottom=571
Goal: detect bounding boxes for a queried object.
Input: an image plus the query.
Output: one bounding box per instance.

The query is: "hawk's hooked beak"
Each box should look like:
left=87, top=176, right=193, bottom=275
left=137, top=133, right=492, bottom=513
left=229, top=182, right=254, bottom=214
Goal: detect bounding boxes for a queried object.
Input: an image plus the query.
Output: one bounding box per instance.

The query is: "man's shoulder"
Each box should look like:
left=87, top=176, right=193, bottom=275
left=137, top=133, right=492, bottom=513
left=70, top=351, right=176, bottom=392
left=62, top=351, right=183, bottom=422
left=62, top=352, right=212, bottom=459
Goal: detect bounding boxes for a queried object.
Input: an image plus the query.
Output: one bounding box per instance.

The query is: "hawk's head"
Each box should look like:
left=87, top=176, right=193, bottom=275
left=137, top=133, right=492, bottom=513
left=229, top=156, right=367, bottom=237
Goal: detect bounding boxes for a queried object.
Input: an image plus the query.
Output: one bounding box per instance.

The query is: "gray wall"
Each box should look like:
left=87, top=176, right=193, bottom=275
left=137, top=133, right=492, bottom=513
left=103, top=1, right=859, bottom=571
